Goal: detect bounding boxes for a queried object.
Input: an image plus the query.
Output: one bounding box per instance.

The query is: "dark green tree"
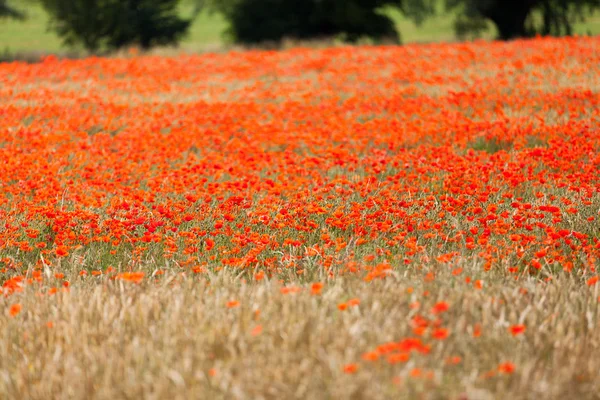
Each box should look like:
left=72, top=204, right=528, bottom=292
left=39, top=0, right=191, bottom=51
left=420, top=0, right=600, bottom=40
left=201, top=0, right=405, bottom=44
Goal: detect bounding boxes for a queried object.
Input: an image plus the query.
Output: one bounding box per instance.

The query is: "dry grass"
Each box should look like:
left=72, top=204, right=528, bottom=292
left=2, top=265, right=599, bottom=399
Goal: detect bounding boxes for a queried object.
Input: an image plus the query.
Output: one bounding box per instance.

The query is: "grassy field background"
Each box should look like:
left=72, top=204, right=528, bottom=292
left=2, top=0, right=600, bottom=55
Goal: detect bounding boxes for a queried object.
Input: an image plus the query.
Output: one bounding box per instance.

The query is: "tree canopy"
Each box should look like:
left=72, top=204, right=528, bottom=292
left=199, top=0, right=600, bottom=44
left=203, top=0, right=405, bottom=44
left=39, top=0, right=190, bottom=51
left=404, top=0, right=600, bottom=40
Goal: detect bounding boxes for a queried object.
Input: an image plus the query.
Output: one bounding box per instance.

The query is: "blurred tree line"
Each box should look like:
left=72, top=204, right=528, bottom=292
left=37, top=0, right=190, bottom=51
left=2, top=0, right=599, bottom=51
left=202, top=0, right=405, bottom=44
left=445, top=0, right=600, bottom=39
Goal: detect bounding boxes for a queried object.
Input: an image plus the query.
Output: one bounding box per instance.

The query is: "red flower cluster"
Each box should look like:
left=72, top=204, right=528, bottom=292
left=0, top=36, right=599, bottom=296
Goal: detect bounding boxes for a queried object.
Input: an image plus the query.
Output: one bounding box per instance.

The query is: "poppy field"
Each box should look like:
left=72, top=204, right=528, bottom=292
left=1, top=37, right=600, bottom=399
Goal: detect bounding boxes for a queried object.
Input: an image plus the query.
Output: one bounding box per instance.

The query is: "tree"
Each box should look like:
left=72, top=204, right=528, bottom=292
left=39, top=0, right=191, bottom=52
left=199, top=0, right=405, bottom=45
left=0, top=0, right=25, bottom=20
left=441, top=0, right=600, bottom=40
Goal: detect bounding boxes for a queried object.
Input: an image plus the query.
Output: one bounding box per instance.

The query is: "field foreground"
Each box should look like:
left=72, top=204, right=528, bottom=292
left=1, top=38, right=600, bottom=399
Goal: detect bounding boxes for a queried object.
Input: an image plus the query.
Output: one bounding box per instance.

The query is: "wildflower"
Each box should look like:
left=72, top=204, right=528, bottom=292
left=431, top=301, right=449, bottom=314
left=361, top=351, right=379, bottom=362
left=280, top=286, right=301, bottom=295
left=509, top=324, right=526, bottom=336
left=432, top=327, right=450, bottom=340
left=498, top=362, right=516, bottom=374
left=115, top=272, right=144, bottom=283
left=587, top=276, right=599, bottom=286
left=446, top=356, right=462, bottom=365
left=311, top=282, right=324, bottom=295
left=343, top=364, right=358, bottom=374
left=410, top=368, right=422, bottom=378
left=348, top=298, right=360, bottom=307
left=55, top=246, right=69, bottom=257
left=251, top=325, right=262, bottom=336
left=387, top=353, right=410, bottom=364
left=473, top=323, right=482, bottom=338
left=9, top=304, right=22, bottom=317
left=226, top=300, right=240, bottom=308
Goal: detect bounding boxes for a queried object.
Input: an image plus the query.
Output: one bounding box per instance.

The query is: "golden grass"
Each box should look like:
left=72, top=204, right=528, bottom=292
left=2, top=265, right=599, bottom=399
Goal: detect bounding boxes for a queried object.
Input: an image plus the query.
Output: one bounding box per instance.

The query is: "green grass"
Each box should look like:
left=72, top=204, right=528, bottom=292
left=182, top=9, right=227, bottom=49
left=1, top=1, right=600, bottom=55
left=0, top=3, right=63, bottom=53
